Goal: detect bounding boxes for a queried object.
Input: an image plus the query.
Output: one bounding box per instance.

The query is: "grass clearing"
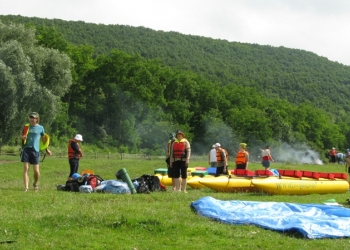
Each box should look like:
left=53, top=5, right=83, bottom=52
left=1, top=154, right=350, bottom=249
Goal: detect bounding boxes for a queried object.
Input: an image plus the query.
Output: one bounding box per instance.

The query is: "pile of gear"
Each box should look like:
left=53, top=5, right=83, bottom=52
left=57, top=169, right=165, bottom=194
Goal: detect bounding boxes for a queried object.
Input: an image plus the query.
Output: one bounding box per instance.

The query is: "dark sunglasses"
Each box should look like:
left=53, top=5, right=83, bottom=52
left=29, top=116, right=37, bottom=119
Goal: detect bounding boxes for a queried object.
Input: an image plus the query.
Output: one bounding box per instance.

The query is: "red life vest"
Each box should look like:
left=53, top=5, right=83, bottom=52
left=172, top=139, right=187, bottom=159
left=236, top=151, right=247, bottom=164
left=68, top=139, right=81, bottom=159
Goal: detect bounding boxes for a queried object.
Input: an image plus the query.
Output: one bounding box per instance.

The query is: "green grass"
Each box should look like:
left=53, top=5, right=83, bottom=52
left=1, top=154, right=350, bottom=250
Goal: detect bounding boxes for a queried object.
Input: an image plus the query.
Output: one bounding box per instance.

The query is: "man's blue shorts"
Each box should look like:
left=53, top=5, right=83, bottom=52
left=21, top=148, right=40, bottom=164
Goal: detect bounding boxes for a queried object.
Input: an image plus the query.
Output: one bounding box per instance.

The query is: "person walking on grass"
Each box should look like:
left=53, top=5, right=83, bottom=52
left=169, top=130, right=191, bottom=193
left=20, top=112, right=52, bottom=192
left=68, top=134, right=84, bottom=180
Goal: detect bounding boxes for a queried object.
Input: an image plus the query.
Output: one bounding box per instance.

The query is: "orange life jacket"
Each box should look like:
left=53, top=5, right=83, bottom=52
left=172, top=139, right=187, bottom=159
left=216, top=149, right=226, bottom=162
left=68, top=139, right=81, bottom=159
left=236, top=151, right=247, bottom=164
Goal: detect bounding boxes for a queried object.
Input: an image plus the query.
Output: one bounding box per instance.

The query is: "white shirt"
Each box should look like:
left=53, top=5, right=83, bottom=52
left=209, top=148, right=217, bottom=162
left=261, top=149, right=270, bottom=157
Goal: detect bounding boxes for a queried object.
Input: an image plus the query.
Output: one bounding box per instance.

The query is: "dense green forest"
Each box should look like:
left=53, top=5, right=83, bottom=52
left=1, top=15, right=350, bottom=158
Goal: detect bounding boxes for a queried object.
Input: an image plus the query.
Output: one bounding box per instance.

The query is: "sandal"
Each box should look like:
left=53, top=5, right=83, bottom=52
left=33, top=183, right=39, bottom=191
left=24, top=188, right=28, bottom=192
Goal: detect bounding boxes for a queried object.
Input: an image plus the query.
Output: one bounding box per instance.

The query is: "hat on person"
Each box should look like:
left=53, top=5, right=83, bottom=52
left=176, top=130, right=185, bottom=137
left=74, top=134, right=83, bottom=141
left=215, top=143, right=221, bottom=147
left=212, top=144, right=216, bottom=148
left=332, top=147, right=335, bottom=149
left=239, top=143, right=247, bottom=149
left=29, top=112, right=39, bottom=118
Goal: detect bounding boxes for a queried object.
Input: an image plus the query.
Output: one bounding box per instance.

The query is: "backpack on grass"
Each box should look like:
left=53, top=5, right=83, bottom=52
left=132, top=177, right=150, bottom=194
left=141, top=174, right=162, bottom=192
left=65, top=179, right=80, bottom=192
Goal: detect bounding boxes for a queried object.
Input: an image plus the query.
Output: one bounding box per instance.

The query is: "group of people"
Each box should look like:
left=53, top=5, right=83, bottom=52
left=21, top=115, right=272, bottom=193
left=328, top=147, right=350, bottom=165
left=20, top=112, right=84, bottom=192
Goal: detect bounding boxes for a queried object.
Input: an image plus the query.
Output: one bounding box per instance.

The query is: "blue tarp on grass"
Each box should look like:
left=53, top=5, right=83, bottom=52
left=190, top=196, right=350, bottom=239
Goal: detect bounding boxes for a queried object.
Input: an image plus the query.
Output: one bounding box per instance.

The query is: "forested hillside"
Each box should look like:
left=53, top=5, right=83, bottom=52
left=1, top=15, right=350, bottom=157
left=1, top=15, right=350, bottom=115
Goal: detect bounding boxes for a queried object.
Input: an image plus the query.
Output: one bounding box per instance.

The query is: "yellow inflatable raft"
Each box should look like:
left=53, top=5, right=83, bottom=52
left=252, top=171, right=349, bottom=195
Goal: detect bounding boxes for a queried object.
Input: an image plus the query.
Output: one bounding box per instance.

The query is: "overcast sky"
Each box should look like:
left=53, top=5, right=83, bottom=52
left=1, top=0, right=350, bottom=66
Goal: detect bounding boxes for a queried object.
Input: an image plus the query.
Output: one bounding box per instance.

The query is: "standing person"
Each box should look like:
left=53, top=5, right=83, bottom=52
left=235, top=143, right=249, bottom=169
left=260, top=146, right=274, bottom=170
left=169, top=130, right=191, bottom=193
left=336, top=151, right=344, bottom=164
left=166, top=133, right=176, bottom=191
left=208, top=144, right=217, bottom=167
left=20, top=112, right=51, bottom=192
left=68, top=134, right=83, bottom=180
left=328, top=147, right=337, bottom=164
left=215, top=143, right=227, bottom=176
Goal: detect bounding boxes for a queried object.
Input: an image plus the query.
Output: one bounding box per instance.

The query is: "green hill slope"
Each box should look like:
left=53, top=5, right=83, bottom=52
left=1, top=14, right=350, bottom=116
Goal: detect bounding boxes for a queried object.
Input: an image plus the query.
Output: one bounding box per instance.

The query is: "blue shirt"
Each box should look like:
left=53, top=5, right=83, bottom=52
left=23, top=124, right=45, bottom=152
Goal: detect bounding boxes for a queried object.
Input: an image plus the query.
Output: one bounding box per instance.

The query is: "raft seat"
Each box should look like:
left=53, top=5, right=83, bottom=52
left=301, top=171, right=320, bottom=179
left=231, top=169, right=254, bottom=177
left=277, top=169, right=302, bottom=178
left=254, top=169, right=274, bottom=176
left=191, top=170, right=208, bottom=177
left=332, top=173, right=348, bottom=180
left=154, top=168, right=168, bottom=175
left=318, top=172, right=335, bottom=180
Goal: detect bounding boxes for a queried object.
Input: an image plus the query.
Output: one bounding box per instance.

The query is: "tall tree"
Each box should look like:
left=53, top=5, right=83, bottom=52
left=0, top=21, right=72, bottom=146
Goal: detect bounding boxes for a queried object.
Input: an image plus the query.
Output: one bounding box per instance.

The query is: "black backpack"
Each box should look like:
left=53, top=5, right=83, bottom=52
left=132, top=177, right=150, bottom=194
left=65, top=179, right=80, bottom=192
left=141, top=174, right=161, bottom=192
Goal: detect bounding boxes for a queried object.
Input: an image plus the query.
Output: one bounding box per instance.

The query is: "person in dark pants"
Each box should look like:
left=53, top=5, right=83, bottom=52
left=68, top=134, right=83, bottom=180
left=235, top=143, right=249, bottom=170
left=166, top=132, right=176, bottom=190
left=214, top=143, right=227, bottom=176
left=20, top=112, right=52, bottom=192
left=170, top=130, right=191, bottom=193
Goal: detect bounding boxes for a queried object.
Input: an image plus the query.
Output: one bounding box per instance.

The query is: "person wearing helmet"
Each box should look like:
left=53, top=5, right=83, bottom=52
left=68, top=134, right=84, bottom=180
left=20, top=112, right=52, bottom=192
left=169, top=130, right=191, bottom=193
left=166, top=132, right=177, bottom=190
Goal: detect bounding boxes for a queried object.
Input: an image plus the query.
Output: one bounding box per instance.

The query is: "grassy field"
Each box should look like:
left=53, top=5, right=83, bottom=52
left=1, top=153, right=350, bottom=250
